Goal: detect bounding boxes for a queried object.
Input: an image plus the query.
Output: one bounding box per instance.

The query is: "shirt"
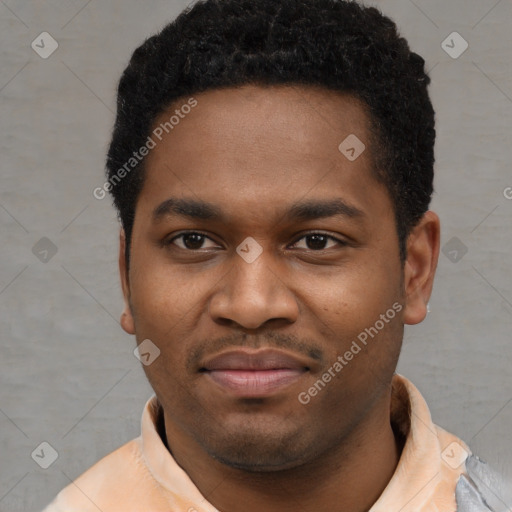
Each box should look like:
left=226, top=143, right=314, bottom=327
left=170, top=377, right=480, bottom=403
left=43, top=374, right=494, bottom=512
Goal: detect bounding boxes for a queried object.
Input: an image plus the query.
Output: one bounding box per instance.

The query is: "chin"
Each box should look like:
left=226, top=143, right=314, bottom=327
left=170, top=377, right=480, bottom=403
left=196, top=420, right=315, bottom=472
left=208, top=445, right=308, bottom=473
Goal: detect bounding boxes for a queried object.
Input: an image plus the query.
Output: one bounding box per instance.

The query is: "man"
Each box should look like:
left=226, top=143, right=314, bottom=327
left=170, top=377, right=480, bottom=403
left=44, top=0, right=498, bottom=510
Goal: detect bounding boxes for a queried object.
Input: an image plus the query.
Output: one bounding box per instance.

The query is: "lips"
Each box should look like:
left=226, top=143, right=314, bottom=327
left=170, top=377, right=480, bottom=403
left=201, top=349, right=310, bottom=397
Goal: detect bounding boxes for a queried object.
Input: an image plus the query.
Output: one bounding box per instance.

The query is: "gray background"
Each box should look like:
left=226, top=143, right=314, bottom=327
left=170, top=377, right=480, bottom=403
left=0, top=0, right=511, bottom=511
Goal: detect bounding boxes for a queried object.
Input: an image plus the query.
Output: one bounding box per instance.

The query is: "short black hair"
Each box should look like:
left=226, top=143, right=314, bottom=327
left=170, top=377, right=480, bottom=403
left=106, top=0, right=435, bottom=266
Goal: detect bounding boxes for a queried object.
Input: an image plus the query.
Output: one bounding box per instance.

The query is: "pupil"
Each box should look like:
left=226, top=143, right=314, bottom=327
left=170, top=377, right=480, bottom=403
left=307, top=234, right=327, bottom=250
left=184, top=233, right=204, bottom=249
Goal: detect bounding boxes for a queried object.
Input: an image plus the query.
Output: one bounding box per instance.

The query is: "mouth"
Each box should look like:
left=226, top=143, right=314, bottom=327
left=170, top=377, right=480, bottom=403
left=200, top=349, right=310, bottom=398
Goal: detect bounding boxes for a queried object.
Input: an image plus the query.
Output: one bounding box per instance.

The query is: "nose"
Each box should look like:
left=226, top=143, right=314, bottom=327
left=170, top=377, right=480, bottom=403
left=208, top=249, right=299, bottom=330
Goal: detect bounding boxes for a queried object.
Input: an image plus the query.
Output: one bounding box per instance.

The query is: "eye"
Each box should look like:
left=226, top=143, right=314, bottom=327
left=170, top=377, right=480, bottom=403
left=167, top=232, right=221, bottom=250
left=290, top=233, right=346, bottom=251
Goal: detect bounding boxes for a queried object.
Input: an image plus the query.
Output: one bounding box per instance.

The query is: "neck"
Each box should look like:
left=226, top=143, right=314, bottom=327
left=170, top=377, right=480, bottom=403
left=163, top=391, right=402, bottom=512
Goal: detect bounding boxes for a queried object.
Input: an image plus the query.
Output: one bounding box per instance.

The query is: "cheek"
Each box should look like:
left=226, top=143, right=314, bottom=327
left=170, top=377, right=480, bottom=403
left=304, top=257, right=401, bottom=332
left=128, top=257, right=217, bottom=370
left=130, top=256, right=206, bottom=326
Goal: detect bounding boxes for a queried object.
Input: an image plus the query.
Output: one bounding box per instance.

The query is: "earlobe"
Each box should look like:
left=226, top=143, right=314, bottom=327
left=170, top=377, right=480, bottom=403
left=119, top=228, right=136, bottom=335
left=402, top=211, right=440, bottom=325
left=120, top=309, right=135, bottom=334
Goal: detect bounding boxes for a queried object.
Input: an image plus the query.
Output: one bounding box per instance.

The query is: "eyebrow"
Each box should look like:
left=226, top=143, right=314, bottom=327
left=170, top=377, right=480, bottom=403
left=152, top=197, right=365, bottom=223
left=286, top=198, right=365, bottom=222
left=153, top=198, right=224, bottom=222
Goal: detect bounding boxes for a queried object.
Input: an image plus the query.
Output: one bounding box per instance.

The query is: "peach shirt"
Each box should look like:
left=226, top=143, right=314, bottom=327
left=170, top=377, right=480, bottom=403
left=43, top=375, right=479, bottom=512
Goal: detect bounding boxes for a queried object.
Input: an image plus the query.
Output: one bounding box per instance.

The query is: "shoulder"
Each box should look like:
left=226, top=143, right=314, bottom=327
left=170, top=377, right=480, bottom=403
left=42, top=437, right=166, bottom=512
left=436, top=426, right=505, bottom=512
left=456, top=453, right=508, bottom=512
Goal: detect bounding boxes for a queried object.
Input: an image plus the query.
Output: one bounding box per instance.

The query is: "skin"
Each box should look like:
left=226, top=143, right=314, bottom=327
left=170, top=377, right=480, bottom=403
left=119, top=85, right=440, bottom=512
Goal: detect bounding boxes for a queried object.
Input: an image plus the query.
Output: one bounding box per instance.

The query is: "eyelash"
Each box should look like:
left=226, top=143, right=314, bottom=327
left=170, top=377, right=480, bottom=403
left=165, top=231, right=348, bottom=251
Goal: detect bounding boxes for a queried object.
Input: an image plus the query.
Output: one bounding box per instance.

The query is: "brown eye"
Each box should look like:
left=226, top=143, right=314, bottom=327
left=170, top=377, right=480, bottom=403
left=169, top=232, right=220, bottom=250
left=291, top=233, right=345, bottom=251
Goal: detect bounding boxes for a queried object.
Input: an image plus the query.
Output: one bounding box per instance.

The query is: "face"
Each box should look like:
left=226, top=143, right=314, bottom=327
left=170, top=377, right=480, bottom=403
left=119, top=85, right=436, bottom=471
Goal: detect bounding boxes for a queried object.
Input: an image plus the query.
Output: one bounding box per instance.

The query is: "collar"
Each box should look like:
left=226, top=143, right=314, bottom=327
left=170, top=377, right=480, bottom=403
left=140, top=374, right=468, bottom=512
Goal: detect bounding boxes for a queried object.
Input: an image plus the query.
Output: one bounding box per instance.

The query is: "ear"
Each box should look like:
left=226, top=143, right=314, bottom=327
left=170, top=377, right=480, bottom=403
left=402, top=210, right=440, bottom=325
left=119, top=228, right=135, bottom=334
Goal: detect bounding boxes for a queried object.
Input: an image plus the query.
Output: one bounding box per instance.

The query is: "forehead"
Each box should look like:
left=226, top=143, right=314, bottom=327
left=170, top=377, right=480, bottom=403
left=150, top=85, right=372, bottom=161
left=137, top=85, right=392, bottom=226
